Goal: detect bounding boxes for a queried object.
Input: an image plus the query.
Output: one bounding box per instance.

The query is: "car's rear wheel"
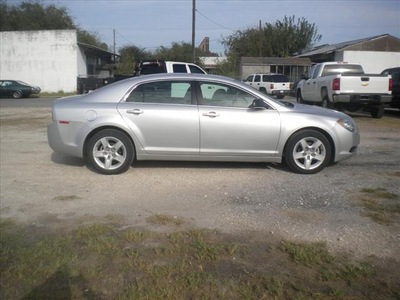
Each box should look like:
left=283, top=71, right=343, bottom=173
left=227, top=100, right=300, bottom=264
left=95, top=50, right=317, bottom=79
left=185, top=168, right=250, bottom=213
left=321, top=95, right=333, bottom=109
left=284, top=130, right=331, bottom=174
left=87, top=129, right=134, bottom=175
left=12, top=90, right=23, bottom=99
left=370, top=106, right=384, bottom=119
left=259, top=87, right=267, bottom=94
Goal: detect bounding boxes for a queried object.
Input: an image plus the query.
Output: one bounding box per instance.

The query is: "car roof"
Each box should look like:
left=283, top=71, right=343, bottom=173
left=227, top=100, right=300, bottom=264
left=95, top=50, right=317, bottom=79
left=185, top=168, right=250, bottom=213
left=79, top=73, right=257, bottom=103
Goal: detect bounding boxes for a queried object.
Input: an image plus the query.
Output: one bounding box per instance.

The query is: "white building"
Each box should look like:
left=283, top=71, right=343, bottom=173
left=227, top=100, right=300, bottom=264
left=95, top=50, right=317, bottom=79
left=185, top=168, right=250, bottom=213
left=0, top=30, right=116, bottom=93
left=295, top=34, right=400, bottom=73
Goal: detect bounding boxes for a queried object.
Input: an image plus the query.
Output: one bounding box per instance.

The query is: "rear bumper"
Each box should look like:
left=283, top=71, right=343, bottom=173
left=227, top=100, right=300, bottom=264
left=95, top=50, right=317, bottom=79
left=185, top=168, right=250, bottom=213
left=47, top=121, right=89, bottom=158
left=332, top=94, right=392, bottom=104
left=271, top=90, right=290, bottom=96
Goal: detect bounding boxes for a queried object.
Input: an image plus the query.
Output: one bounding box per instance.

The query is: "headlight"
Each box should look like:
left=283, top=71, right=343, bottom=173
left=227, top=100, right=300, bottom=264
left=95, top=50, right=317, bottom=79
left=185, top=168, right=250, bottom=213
left=337, top=118, right=355, bottom=132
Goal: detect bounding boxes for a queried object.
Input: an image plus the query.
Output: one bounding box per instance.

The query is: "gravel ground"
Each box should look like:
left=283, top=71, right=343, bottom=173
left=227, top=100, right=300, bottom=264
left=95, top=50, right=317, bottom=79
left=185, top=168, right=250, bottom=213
left=1, top=102, right=399, bottom=262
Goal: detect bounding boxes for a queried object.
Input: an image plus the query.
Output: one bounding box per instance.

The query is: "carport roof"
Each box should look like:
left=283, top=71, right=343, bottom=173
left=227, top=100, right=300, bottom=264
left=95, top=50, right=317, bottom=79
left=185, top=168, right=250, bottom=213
left=295, top=34, right=400, bottom=57
left=78, top=42, right=120, bottom=57
left=240, top=57, right=311, bottom=66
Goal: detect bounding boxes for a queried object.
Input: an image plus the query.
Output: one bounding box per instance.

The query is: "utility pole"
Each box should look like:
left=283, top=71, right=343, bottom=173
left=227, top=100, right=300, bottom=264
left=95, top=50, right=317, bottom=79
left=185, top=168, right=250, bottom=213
left=192, top=0, right=196, bottom=63
left=113, top=29, right=116, bottom=62
left=259, top=20, right=263, bottom=57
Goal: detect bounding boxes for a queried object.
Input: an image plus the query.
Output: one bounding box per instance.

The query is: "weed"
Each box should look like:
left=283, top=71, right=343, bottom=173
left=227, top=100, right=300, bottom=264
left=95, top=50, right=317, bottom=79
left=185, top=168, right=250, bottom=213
left=53, top=195, right=80, bottom=201
left=146, top=214, right=186, bottom=226
left=281, top=241, right=334, bottom=267
left=1, top=219, right=398, bottom=299
left=355, top=187, right=400, bottom=225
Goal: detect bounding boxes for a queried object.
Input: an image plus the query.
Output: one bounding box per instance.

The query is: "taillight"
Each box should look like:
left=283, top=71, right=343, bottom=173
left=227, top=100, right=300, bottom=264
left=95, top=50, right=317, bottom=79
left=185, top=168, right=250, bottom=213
left=332, top=78, right=340, bottom=91
left=389, top=78, right=393, bottom=91
left=270, top=84, right=274, bottom=89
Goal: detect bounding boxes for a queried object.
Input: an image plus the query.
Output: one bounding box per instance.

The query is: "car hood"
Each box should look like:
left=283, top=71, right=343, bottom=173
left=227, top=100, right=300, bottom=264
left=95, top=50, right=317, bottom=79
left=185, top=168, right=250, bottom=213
left=276, top=101, right=351, bottom=119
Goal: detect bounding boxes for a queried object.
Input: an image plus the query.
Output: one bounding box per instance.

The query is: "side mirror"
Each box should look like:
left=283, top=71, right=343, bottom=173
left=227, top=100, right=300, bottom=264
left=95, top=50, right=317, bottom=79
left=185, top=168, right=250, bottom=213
left=250, top=99, right=267, bottom=109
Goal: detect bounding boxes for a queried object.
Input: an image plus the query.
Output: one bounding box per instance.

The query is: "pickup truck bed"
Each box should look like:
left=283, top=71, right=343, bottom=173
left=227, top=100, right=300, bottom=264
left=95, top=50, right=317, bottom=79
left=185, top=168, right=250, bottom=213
left=296, top=62, right=392, bottom=118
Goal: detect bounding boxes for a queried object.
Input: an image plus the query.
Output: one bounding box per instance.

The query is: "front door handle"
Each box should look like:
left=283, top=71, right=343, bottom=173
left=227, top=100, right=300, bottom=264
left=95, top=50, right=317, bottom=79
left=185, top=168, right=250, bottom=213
left=126, top=109, right=143, bottom=115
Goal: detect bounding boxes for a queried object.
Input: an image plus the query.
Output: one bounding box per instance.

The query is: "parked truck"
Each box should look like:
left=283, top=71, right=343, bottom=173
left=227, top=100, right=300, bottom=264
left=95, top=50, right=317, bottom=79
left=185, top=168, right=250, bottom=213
left=77, top=60, right=206, bottom=94
left=296, top=62, right=392, bottom=118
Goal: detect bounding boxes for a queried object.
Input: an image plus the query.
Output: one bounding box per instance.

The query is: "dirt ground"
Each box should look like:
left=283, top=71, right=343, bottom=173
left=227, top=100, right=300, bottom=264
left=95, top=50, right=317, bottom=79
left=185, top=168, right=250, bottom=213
left=0, top=103, right=399, bottom=264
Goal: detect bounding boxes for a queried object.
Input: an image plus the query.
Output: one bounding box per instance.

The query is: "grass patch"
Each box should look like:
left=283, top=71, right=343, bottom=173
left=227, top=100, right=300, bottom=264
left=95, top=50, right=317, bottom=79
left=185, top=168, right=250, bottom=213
left=146, top=214, right=186, bottom=226
left=53, top=195, right=81, bottom=201
left=355, top=188, right=400, bottom=225
left=1, top=218, right=399, bottom=299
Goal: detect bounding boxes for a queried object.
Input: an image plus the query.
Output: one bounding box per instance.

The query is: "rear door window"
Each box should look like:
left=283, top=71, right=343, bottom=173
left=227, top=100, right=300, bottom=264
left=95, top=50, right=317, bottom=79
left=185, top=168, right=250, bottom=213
left=126, top=81, right=193, bottom=104
left=172, top=64, right=188, bottom=73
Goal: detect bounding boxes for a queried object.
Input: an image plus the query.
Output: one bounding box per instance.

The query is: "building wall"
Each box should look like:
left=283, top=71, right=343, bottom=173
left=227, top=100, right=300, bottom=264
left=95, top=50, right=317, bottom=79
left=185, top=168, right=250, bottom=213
left=335, top=51, right=400, bottom=73
left=77, top=47, right=87, bottom=77
left=0, top=30, right=78, bottom=93
left=241, top=66, right=272, bottom=79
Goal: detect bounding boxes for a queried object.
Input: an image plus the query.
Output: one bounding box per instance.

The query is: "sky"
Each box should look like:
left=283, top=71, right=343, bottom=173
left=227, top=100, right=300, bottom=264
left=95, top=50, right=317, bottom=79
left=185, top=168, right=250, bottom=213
left=15, top=0, right=400, bottom=55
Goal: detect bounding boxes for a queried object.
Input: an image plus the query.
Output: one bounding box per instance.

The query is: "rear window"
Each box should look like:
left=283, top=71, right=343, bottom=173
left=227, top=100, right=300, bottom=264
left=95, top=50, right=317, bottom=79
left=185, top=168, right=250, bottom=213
left=270, top=74, right=289, bottom=82
left=321, top=64, right=364, bottom=76
left=137, top=61, right=166, bottom=75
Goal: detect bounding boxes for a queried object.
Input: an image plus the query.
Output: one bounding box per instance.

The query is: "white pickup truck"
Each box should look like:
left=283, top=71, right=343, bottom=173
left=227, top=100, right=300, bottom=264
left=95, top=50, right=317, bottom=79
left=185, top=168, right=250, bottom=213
left=296, top=62, right=392, bottom=118
left=134, top=60, right=207, bottom=75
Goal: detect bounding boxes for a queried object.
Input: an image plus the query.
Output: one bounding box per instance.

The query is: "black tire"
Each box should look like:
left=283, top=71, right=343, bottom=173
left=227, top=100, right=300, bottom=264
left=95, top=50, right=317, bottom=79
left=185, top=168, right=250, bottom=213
left=321, top=95, right=333, bottom=109
left=12, top=90, right=23, bottom=99
left=284, top=130, right=332, bottom=174
left=86, top=129, right=134, bottom=175
left=370, top=106, right=384, bottom=119
left=259, top=87, right=267, bottom=94
left=296, top=90, right=304, bottom=103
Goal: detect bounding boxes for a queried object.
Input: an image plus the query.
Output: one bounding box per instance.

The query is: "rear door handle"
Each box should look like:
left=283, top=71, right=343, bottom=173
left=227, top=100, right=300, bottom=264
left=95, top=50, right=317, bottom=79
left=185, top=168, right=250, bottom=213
left=203, top=111, right=220, bottom=118
left=126, top=109, right=143, bottom=115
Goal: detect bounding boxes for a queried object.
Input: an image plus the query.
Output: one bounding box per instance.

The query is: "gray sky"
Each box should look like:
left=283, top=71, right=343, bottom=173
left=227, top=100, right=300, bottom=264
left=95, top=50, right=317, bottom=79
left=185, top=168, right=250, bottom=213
left=41, top=0, right=400, bottom=54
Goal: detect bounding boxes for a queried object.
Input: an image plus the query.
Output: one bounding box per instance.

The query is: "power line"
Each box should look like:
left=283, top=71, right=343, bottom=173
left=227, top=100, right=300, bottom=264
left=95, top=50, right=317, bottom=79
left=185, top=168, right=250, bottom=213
left=195, top=9, right=236, bottom=32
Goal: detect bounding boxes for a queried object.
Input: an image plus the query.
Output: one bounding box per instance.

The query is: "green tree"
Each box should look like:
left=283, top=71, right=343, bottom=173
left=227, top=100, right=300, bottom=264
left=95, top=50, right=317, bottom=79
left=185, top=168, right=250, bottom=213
left=153, top=41, right=211, bottom=63
left=116, top=45, right=152, bottom=75
left=0, top=0, right=74, bottom=31
left=0, top=0, right=107, bottom=50
left=221, top=15, right=321, bottom=74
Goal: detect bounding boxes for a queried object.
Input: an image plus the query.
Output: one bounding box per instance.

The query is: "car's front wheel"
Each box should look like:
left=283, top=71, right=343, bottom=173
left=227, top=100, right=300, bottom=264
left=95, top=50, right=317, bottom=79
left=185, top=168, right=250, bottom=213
left=284, top=130, right=331, bottom=174
left=12, top=90, right=23, bottom=99
left=296, top=90, right=304, bottom=103
left=86, top=129, right=134, bottom=175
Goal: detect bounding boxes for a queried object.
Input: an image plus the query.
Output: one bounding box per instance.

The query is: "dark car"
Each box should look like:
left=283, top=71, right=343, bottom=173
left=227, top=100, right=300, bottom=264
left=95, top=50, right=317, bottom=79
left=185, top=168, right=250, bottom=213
left=0, top=80, right=41, bottom=99
left=381, top=67, right=400, bottom=109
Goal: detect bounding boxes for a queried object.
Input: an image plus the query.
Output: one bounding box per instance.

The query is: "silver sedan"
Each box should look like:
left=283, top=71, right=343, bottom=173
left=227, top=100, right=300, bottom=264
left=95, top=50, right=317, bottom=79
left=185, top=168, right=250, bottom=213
left=47, top=73, right=360, bottom=175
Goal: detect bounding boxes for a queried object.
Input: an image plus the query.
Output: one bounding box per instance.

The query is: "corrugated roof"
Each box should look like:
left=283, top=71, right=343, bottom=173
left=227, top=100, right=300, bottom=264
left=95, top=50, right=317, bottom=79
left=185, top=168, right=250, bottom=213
left=241, top=57, right=311, bottom=66
left=295, top=34, right=395, bottom=57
